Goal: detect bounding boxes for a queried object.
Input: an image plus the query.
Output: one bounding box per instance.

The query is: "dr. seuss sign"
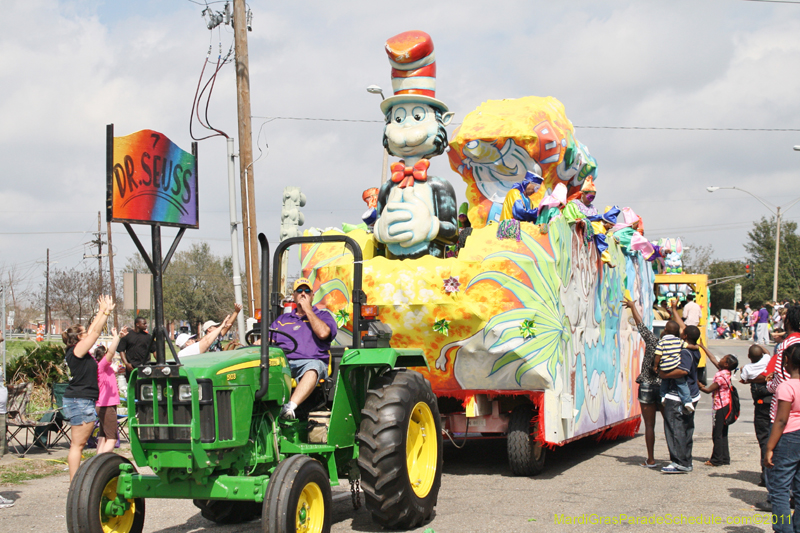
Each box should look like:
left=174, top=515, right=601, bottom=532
left=106, top=125, right=199, bottom=228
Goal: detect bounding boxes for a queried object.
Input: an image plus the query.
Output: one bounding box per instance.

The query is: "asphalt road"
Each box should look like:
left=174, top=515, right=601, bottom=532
left=0, top=339, right=776, bottom=533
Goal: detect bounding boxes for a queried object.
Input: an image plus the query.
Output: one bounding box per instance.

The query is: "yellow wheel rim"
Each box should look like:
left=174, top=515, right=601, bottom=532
left=296, top=481, right=325, bottom=533
left=100, top=478, right=136, bottom=533
left=406, top=401, right=437, bottom=498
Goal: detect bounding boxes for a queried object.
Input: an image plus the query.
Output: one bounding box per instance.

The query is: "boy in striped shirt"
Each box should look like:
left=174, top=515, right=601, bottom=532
left=656, top=321, right=694, bottom=413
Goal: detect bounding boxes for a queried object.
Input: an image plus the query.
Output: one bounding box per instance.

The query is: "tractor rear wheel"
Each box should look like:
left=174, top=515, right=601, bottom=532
left=262, top=454, right=331, bottom=533
left=358, top=369, right=443, bottom=529
left=507, top=404, right=546, bottom=476
left=66, top=453, right=145, bottom=533
left=193, top=500, right=261, bottom=524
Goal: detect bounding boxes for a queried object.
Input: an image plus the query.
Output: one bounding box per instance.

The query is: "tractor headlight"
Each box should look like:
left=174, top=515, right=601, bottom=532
left=177, top=384, right=203, bottom=401
left=141, top=384, right=162, bottom=401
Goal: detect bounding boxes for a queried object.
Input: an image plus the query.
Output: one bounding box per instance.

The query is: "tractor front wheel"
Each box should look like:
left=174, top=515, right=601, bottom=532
left=66, top=453, right=145, bottom=533
left=507, top=404, right=546, bottom=476
left=262, top=455, right=331, bottom=533
left=358, top=369, right=443, bottom=529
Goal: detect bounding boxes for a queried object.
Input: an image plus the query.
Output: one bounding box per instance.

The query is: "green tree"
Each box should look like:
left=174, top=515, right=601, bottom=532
left=124, top=243, right=243, bottom=331
left=707, top=260, right=755, bottom=316
left=744, top=217, right=800, bottom=303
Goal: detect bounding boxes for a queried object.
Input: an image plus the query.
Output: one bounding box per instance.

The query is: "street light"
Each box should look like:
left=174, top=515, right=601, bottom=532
left=366, top=85, right=385, bottom=100
left=366, top=85, right=389, bottom=184
left=707, top=184, right=800, bottom=302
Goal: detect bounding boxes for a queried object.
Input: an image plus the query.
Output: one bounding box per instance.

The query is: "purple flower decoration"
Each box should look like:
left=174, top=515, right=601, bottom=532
left=443, top=276, right=461, bottom=294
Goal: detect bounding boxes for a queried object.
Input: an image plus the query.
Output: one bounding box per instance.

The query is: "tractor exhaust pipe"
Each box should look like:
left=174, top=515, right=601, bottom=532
left=255, top=233, right=270, bottom=400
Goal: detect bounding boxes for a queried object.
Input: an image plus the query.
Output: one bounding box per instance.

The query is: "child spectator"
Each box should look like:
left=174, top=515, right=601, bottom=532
left=655, top=320, right=694, bottom=413
left=698, top=343, right=738, bottom=466
left=764, top=343, right=800, bottom=532
left=111, top=351, right=127, bottom=398
left=740, top=344, right=772, bottom=487
left=94, top=328, right=122, bottom=454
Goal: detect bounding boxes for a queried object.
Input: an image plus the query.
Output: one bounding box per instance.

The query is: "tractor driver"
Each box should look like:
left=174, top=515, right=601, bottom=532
left=270, top=278, right=337, bottom=420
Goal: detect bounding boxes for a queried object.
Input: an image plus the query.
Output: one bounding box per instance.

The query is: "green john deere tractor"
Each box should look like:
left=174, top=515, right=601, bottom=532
left=66, top=234, right=443, bottom=533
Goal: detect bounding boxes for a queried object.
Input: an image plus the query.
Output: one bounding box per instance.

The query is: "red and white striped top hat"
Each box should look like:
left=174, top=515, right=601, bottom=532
left=380, top=30, right=449, bottom=115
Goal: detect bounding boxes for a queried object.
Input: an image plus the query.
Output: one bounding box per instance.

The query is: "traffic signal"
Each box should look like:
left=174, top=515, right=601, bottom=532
left=280, top=186, right=306, bottom=240
left=745, top=263, right=754, bottom=279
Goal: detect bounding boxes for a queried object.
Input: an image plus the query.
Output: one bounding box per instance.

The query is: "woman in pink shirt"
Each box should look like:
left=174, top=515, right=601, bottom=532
left=94, top=328, right=121, bottom=454
left=764, top=343, right=800, bottom=532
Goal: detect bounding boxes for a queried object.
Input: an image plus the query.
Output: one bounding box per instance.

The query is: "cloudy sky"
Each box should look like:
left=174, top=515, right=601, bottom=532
left=2, top=0, right=800, bottom=299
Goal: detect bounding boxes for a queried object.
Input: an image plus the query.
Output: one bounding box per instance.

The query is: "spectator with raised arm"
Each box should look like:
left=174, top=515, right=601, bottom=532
left=623, top=296, right=661, bottom=468
left=94, top=328, right=122, bottom=454
left=176, top=314, right=232, bottom=358
left=62, top=295, right=115, bottom=481
left=202, top=303, right=244, bottom=352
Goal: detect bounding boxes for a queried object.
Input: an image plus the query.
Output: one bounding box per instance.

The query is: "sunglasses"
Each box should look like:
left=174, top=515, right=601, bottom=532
left=295, top=287, right=312, bottom=294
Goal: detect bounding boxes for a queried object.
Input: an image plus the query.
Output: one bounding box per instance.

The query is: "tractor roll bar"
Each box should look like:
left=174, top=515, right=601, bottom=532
left=270, top=235, right=366, bottom=350
left=255, top=233, right=271, bottom=401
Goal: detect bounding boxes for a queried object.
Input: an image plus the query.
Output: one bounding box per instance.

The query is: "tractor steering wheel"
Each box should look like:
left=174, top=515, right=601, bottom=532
left=268, top=328, right=299, bottom=356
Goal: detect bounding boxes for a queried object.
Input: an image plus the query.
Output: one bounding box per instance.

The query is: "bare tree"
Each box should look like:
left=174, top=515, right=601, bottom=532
left=1, top=262, right=39, bottom=332
left=681, top=243, right=714, bottom=275
left=42, top=267, right=96, bottom=324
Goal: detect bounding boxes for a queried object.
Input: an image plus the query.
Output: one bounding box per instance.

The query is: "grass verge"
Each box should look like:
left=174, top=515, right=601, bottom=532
left=0, top=450, right=121, bottom=485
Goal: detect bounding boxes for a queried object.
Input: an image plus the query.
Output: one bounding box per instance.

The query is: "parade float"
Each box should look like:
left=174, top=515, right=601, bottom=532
left=295, top=31, right=656, bottom=474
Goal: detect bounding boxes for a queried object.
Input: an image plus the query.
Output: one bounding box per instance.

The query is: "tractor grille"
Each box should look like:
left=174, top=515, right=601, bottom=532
left=135, top=378, right=215, bottom=443
left=216, top=390, right=233, bottom=441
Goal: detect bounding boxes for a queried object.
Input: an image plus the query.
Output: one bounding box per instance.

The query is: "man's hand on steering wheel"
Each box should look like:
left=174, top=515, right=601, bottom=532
left=269, top=328, right=299, bottom=355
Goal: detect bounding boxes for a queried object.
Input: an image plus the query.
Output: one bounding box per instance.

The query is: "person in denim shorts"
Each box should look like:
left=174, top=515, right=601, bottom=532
left=62, top=295, right=115, bottom=481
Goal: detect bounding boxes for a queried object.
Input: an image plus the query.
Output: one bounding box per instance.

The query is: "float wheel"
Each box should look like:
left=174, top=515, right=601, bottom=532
left=507, top=404, right=546, bottom=476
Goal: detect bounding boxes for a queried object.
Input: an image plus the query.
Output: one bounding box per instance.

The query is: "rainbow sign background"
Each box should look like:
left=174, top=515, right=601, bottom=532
left=107, top=127, right=198, bottom=228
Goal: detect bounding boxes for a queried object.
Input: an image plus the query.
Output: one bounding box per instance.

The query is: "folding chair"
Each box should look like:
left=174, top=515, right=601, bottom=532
left=48, top=383, right=72, bottom=447
left=6, top=383, right=60, bottom=457
left=117, top=398, right=129, bottom=443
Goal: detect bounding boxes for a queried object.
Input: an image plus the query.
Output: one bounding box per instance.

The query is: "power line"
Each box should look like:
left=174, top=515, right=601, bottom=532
left=648, top=216, right=800, bottom=237
left=743, top=0, right=800, bottom=4
left=575, top=126, right=800, bottom=132
left=251, top=115, right=383, bottom=124
left=250, top=115, right=800, bottom=131
left=0, top=231, right=89, bottom=235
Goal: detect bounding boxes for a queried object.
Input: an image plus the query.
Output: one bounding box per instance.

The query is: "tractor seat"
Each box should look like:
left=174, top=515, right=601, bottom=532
left=288, top=347, right=345, bottom=418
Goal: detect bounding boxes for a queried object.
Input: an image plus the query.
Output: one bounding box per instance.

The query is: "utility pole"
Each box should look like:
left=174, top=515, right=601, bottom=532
left=107, top=221, right=119, bottom=330
left=97, top=212, right=103, bottom=295
left=232, top=0, right=260, bottom=316
left=84, top=211, right=108, bottom=297
left=2, top=285, right=6, bottom=383
left=773, top=206, right=781, bottom=303
left=227, top=137, right=247, bottom=341
left=45, top=248, right=50, bottom=340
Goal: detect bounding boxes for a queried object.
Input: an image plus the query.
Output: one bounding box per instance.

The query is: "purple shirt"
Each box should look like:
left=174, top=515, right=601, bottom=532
left=270, top=307, right=337, bottom=361
left=758, top=308, right=769, bottom=323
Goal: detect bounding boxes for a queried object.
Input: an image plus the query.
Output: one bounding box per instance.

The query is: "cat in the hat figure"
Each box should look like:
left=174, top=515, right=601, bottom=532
left=373, top=30, right=459, bottom=259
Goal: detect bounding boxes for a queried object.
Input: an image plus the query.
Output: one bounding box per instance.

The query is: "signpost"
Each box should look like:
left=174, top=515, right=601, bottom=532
left=733, top=283, right=742, bottom=324
left=107, top=125, right=198, bottom=365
